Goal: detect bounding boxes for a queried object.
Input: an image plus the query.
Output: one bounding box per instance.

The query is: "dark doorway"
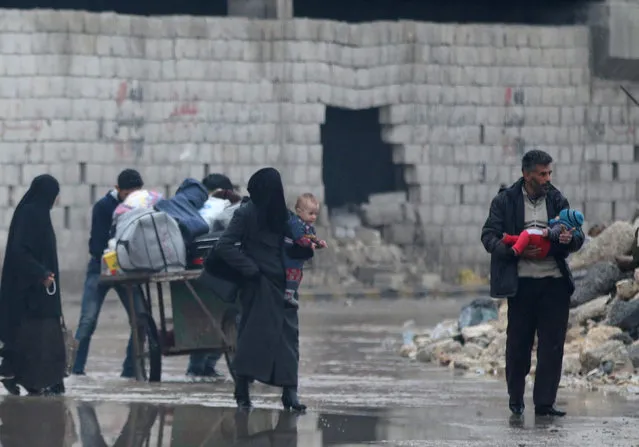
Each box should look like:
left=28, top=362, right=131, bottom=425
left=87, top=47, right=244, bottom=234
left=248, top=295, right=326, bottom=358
left=321, top=107, right=406, bottom=210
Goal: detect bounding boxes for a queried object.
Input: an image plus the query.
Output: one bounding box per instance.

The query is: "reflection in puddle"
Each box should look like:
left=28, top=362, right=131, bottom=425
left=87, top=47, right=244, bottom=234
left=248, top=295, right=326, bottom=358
left=0, top=397, right=638, bottom=447
left=0, top=398, right=391, bottom=447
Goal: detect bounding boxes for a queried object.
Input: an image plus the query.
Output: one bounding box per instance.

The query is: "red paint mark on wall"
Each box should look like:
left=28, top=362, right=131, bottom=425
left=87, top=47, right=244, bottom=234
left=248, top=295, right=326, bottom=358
left=169, top=103, right=198, bottom=118
left=501, top=86, right=526, bottom=156
left=0, top=120, right=47, bottom=139
left=115, top=81, right=128, bottom=106
left=504, top=87, right=512, bottom=106
left=166, top=97, right=200, bottom=132
left=97, top=80, right=145, bottom=159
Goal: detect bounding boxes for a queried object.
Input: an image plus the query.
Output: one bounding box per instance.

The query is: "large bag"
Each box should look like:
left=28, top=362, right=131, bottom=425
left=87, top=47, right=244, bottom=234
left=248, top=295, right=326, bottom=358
left=115, top=208, right=187, bottom=273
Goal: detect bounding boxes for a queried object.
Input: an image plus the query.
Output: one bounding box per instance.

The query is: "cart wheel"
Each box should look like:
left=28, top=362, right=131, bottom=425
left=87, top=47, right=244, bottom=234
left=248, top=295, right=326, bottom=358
left=142, top=314, right=162, bottom=382
left=222, top=309, right=239, bottom=382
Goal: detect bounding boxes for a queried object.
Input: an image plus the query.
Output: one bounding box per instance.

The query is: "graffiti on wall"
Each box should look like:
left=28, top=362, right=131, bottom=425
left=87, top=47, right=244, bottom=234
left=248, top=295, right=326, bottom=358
left=501, top=86, right=526, bottom=157
left=0, top=103, right=50, bottom=140
left=166, top=95, right=200, bottom=133
left=98, top=80, right=145, bottom=159
left=0, top=120, right=48, bottom=139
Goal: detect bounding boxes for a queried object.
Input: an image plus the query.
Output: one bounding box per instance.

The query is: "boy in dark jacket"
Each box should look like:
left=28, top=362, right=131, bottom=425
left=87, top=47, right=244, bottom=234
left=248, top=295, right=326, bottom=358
left=72, top=169, right=148, bottom=378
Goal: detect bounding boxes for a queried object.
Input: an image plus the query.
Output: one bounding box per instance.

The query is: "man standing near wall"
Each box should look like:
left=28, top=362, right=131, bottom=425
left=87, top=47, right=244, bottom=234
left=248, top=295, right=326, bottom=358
left=72, top=169, right=148, bottom=378
left=480, top=150, right=584, bottom=417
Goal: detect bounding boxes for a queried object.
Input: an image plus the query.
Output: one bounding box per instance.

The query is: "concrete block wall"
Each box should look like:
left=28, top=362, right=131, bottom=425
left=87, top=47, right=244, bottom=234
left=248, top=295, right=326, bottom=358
left=0, top=8, right=638, bottom=281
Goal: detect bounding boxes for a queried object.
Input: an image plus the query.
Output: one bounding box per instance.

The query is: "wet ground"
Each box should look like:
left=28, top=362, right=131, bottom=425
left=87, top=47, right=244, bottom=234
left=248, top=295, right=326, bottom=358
left=1, top=297, right=638, bottom=447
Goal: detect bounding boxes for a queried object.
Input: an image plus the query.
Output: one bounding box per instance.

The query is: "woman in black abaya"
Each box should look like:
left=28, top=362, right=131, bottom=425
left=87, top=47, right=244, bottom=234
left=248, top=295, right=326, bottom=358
left=211, top=167, right=314, bottom=411
left=0, top=174, right=66, bottom=396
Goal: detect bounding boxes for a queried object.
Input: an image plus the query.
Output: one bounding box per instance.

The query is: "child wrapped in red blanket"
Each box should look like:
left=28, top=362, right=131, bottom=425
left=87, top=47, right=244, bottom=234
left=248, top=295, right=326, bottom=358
left=502, top=208, right=584, bottom=258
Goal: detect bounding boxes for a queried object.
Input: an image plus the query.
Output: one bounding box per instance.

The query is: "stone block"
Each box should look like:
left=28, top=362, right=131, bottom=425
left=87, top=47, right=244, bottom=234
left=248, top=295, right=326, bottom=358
left=360, top=203, right=402, bottom=227
left=382, top=223, right=417, bottom=246
left=373, top=271, right=406, bottom=290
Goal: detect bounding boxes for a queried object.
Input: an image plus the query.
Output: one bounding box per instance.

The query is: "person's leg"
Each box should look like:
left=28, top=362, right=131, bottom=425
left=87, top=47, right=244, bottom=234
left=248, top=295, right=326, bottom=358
left=234, top=375, right=252, bottom=410
left=533, top=278, right=570, bottom=416
left=186, top=352, right=207, bottom=376
left=203, top=351, right=224, bottom=376
left=501, top=234, right=519, bottom=246
left=281, top=386, right=306, bottom=413
left=114, top=285, right=147, bottom=378
left=510, top=230, right=531, bottom=255
left=505, top=278, right=538, bottom=414
left=73, top=272, right=109, bottom=375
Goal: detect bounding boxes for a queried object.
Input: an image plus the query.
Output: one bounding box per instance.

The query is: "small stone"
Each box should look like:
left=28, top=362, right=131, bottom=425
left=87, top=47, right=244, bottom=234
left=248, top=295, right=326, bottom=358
left=562, top=353, right=582, bottom=375
left=615, top=279, right=639, bottom=301
left=449, top=354, right=480, bottom=370
left=416, top=346, right=434, bottom=363
left=580, top=339, right=629, bottom=373
left=461, top=323, right=498, bottom=344
left=399, top=343, right=416, bottom=358
left=610, top=332, right=634, bottom=345
left=461, top=342, right=484, bottom=359
left=432, top=339, right=463, bottom=358
left=569, top=295, right=609, bottom=327
left=565, top=325, right=585, bottom=343
left=581, top=325, right=623, bottom=352
left=479, top=332, right=507, bottom=362
left=430, top=319, right=460, bottom=341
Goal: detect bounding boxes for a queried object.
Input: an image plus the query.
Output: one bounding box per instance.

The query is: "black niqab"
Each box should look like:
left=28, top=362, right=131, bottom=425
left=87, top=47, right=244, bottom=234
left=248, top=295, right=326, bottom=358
left=0, top=174, right=61, bottom=345
left=15, top=174, right=60, bottom=210
left=247, top=168, right=288, bottom=234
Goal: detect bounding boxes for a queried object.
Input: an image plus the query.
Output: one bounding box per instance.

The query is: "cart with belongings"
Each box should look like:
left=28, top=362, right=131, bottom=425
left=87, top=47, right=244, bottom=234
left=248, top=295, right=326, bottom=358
left=99, top=203, right=240, bottom=383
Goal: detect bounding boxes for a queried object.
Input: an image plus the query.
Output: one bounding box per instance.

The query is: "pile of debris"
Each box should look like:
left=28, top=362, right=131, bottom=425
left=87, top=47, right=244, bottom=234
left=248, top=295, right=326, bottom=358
left=303, top=192, right=440, bottom=290
left=399, top=219, right=639, bottom=393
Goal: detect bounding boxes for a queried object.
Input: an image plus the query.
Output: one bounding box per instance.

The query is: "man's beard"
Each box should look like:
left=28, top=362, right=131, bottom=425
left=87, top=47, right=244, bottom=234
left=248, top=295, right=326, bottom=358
left=527, top=180, right=549, bottom=198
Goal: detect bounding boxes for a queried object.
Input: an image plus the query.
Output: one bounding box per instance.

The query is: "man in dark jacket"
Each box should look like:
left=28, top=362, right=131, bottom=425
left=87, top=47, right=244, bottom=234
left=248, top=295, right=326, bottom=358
left=185, top=173, right=236, bottom=378
left=481, top=149, right=584, bottom=418
left=72, top=169, right=147, bottom=378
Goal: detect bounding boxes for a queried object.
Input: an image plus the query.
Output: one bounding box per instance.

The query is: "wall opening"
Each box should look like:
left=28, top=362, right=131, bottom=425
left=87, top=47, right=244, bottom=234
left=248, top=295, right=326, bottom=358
left=321, top=106, right=406, bottom=211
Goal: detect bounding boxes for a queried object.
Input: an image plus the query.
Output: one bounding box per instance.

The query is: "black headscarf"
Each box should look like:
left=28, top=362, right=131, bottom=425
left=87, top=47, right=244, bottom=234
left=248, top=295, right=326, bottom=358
left=15, top=174, right=60, bottom=211
left=247, top=168, right=288, bottom=234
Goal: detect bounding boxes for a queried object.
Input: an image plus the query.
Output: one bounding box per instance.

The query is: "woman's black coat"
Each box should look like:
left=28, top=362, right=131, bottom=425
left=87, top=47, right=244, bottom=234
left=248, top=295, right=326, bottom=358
left=213, top=201, right=313, bottom=387
left=0, top=174, right=62, bottom=347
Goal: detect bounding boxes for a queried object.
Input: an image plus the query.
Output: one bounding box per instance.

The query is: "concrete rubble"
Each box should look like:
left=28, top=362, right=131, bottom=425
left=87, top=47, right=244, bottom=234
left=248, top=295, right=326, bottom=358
left=399, top=220, right=639, bottom=395
left=302, top=191, right=445, bottom=290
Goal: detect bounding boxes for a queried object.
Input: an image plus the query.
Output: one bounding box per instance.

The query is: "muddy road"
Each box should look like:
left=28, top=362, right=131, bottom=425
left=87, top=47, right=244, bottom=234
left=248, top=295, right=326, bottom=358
left=0, top=298, right=637, bottom=446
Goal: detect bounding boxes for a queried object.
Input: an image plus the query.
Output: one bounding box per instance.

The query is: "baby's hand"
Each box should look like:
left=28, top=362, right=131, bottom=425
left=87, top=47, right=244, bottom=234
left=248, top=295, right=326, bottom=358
left=316, top=239, right=328, bottom=249
left=542, top=228, right=549, bottom=238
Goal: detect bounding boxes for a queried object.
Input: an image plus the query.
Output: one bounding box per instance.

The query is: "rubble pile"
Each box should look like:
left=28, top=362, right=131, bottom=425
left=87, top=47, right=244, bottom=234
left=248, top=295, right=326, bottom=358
left=303, top=192, right=439, bottom=290
left=400, top=221, right=639, bottom=394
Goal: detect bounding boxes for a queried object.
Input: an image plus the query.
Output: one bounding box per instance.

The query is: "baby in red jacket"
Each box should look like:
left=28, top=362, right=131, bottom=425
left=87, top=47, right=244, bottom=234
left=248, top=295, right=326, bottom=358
left=502, top=209, right=584, bottom=258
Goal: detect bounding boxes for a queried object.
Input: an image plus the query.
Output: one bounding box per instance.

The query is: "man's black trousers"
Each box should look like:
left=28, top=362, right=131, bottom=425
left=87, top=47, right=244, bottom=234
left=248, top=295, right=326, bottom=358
left=506, top=277, right=570, bottom=407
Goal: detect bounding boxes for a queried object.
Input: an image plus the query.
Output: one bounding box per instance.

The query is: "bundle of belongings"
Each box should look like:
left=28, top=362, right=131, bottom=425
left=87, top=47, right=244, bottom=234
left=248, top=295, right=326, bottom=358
left=103, top=178, right=245, bottom=275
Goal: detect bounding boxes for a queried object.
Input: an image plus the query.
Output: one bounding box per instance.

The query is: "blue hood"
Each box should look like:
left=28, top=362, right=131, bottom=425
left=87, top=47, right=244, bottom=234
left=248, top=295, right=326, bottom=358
left=155, top=178, right=210, bottom=244
left=175, top=178, right=208, bottom=209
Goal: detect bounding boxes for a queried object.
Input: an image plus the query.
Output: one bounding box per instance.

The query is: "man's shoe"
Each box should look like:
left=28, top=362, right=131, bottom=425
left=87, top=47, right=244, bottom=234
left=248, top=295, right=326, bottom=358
left=1, top=378, right=20, bottom=396
left=121, top=370, right=136, bottom=379
left=535, top=405, right=566, bottom=417
left=509, top=401, right=525, bottom=416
